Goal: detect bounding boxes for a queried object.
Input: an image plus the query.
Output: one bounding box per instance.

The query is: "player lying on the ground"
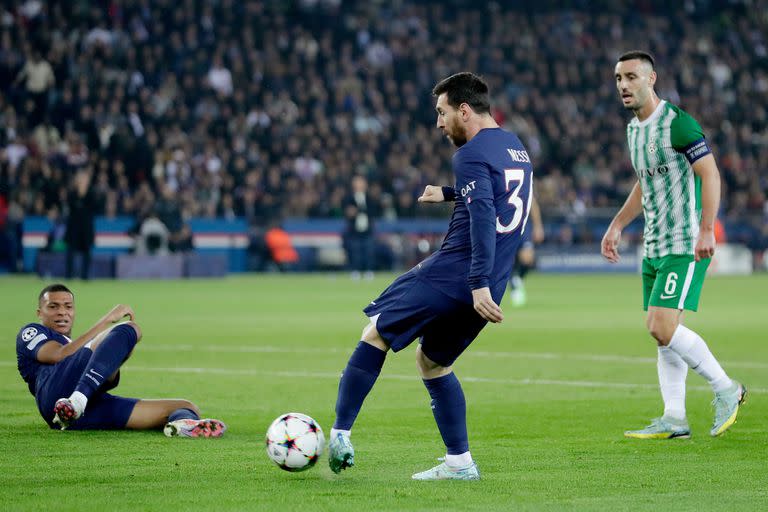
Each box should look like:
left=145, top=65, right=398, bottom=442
left=16, top=283, right=226, bottom=437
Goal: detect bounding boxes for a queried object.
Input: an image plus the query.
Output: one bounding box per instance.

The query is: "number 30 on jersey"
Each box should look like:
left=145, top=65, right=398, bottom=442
left=496, top=168, right=531, bottom=234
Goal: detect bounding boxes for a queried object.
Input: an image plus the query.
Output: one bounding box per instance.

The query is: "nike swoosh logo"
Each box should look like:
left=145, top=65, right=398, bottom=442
left=660, top=294, right=677, bottom=300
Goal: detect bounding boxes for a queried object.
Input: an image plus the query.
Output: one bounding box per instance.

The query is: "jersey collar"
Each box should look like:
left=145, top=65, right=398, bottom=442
left=631, top=99, right=666, bottom=127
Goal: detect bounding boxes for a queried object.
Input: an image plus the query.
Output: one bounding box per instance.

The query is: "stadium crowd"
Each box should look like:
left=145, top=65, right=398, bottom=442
left=1, top=0, right=766, bottom=270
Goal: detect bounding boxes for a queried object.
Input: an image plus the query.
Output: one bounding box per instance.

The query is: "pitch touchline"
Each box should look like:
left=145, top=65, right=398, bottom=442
left=139, top=344, right=768, bottom=370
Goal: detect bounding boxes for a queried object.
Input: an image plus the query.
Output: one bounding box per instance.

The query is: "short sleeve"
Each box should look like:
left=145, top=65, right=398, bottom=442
left=670, top=109, right=705, bottom=149
left=17, top=324, right=53, bottom=360
left=670, top=108, right=711, bottom=164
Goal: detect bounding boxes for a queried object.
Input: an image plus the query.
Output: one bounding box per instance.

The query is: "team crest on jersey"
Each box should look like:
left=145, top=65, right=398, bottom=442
left=647, top=140, right=658, bottom=154
left=21, top=326, right=38, bottom=342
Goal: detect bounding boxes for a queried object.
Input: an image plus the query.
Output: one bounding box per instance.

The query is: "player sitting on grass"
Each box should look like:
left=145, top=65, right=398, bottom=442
left=16, top=283, right=226, bottom=437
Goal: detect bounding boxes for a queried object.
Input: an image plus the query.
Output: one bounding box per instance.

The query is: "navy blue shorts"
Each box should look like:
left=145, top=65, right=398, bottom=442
left=363, top=270, right=487, bottom=367
left=35, top=349, right=138, bottom=430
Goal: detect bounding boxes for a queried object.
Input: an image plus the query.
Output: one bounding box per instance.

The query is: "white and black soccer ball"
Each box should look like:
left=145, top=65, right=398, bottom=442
left=265, top=412, right=325, bottom=472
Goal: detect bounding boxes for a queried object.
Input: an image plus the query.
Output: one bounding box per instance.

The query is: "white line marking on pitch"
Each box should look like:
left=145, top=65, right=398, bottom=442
left=119, top=365, right=768, bottom=394
left=140, top=344, right=768, bottom=370
left=1, top=359, right=763, bottom=393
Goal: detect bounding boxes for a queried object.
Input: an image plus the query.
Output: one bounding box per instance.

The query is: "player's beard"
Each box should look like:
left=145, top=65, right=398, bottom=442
left=622, top=90, right=646, bottom=112
left=447, top=120, right=467, bottom=147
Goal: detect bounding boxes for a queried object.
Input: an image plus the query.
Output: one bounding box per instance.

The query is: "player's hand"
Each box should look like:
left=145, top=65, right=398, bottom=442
left=533, top=224, right=545, bottom=244
left=600, top=225, right=622, bottom=263
left=694, top=229, right=716, bottom=262
left=417, top=185, right=445, bottom=203
left=103, top=305, right=135, bottom=323
left=472, top=287, right=503, bottom=323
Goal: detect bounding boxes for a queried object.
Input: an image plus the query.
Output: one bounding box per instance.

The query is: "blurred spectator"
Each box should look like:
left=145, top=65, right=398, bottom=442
left=265, top=223, right=299, bottom=272
left=343, top=175, right=379, bottom=279
left=206, top=55, right=233, bottom=97
left=171, top=223, right=195, bottom=253
left=12, top=48, right=55, bottom=128
left=714, top=218, right=727, bottom=244
left=43, top=205, right=66, bottom=253
left=155, top=184, right=185, bottom=247
left=131, top=212, right=170, bottom=256
left=64, top=171, right=97, bottom=280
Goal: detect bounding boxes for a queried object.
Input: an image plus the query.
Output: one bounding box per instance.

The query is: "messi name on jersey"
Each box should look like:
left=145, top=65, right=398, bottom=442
left=506, top=148, right=531, bottom=163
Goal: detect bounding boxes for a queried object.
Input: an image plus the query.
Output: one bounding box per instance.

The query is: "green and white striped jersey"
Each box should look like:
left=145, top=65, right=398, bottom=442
left=626, top=100, right=706, bottom=258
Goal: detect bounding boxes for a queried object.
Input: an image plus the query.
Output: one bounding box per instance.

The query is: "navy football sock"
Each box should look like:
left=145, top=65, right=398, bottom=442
left=333, top=341, right=387, bottom=430
left=74, top=324, right=138, bottom=399
left=168, top=408, right=200, bottom=422
left=518, top=261, right=532, bottom=280
left=423, top=372, right=469, bottom=455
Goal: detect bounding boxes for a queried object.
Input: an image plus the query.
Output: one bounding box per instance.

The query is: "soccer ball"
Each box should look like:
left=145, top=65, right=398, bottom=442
left=265, top=413, right=325, bottom=472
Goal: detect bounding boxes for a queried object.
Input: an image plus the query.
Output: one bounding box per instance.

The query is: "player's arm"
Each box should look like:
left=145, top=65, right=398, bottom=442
left=601, top=181, right=642, bottom=263
left=529, top=196, right=545, bottom=243
left=456, top=151, right=504, bottom=323
left=417, top=185, right=457, bottom=203
left=692, top=154, right=720, bottom=261
left=670, top=109, right=719, bottom=262
left=36, top=305, right=135, bottom=364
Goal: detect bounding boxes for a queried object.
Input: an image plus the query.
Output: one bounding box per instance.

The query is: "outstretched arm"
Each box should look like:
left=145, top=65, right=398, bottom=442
left=418, top=185, right=458, bottom=203
left=36, top=305, right=135, bottom=364
left=601, top=181, right=642, bottom=263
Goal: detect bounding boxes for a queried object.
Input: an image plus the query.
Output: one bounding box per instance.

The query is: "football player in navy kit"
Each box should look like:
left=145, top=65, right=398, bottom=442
left=327, top=72, right=534, bottom=480
left=16, top=283, right=226, bottom=437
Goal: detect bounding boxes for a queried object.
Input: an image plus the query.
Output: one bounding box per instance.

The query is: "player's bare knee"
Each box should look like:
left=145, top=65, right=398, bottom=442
left=123, top=321, right=142, bottom=341
left=415, top=346, right=449, bottom=378
left=646, top=315, right=675, bottom=345
left=361, top=323, right=389, bottom=352
left=518, top=248, right=535, bottom=265
left=180, top=400, right=201, bottom=416
left=650, top=308, right=680, bottom=342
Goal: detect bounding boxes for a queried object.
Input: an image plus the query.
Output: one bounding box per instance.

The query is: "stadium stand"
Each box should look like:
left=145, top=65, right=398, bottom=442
left=0, top=0, right=766, bottom=272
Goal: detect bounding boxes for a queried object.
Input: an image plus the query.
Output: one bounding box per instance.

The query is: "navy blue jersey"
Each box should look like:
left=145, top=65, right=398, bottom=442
left=420, top=128, right=533, bottom=304
left=16, top=323, right=69, bottom=395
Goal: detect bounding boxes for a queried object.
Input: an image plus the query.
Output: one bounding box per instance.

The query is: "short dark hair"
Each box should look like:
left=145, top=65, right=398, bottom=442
left=432, top=72, right=491, bottom=114
left=618, top=51, right=655, bottom=69
left=38, top=283, right=73, bottom=304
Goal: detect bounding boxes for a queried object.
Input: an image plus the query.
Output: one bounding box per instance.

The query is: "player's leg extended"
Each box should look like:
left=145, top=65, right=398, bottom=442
left=411, top=346, right=479, bottom=481
left=126, top=399, right=227, bottom=438
left=62, top=395, right=225, bottom=436
left=509, top=246, right=534, bottom=307
left=636, top=256, right=745, bottom=437
left=625, top=305, right=691, bottom=439
left=658, top=256, right=745, bottom=436
left=53, top=322, right=141, bottom=428
left=329, top=322, right=388, bottom=473
left=665, top=319, right=746, bottom=436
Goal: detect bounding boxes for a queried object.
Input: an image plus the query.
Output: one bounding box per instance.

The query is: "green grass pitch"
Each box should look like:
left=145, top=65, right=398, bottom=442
left=1, top=273, right=766, bottom=511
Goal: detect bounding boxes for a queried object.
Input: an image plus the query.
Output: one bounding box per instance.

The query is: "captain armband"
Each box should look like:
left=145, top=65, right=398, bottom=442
left=680, top=138, right=711, bottom=164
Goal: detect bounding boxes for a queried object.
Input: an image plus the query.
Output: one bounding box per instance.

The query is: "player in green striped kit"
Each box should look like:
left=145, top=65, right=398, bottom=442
left=601, top=51, right=745, bottom=439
